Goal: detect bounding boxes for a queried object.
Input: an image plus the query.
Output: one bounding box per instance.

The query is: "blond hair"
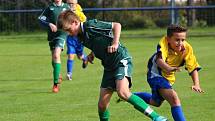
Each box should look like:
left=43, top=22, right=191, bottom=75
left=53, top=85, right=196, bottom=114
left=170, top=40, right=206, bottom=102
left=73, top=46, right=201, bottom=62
left=67, top=0, right=77, bottom=4
left=57, top=10, right=80, bottom=30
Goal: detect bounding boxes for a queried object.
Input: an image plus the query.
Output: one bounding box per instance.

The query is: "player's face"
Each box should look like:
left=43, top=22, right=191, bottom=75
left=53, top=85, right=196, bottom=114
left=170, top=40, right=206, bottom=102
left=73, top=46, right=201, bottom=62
left=54, top=0, right=62, bottom=5
left=64, top=21, right=79, bottom=36
left=67, top=0, right=77, bottom=10
left=167, top=32, right=186, bottom=53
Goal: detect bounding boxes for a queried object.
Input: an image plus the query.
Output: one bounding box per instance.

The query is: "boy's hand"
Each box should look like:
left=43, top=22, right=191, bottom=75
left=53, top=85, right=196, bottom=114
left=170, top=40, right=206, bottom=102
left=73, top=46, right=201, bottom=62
left=172, top=67, right=182, bottom=72
left=191, top=85, right=204, bottom=93
left=87, top=53, right=94, bottom=64
left=49, top=23, right=57, bottom=32
left=108, top=43, right=119, bottom=53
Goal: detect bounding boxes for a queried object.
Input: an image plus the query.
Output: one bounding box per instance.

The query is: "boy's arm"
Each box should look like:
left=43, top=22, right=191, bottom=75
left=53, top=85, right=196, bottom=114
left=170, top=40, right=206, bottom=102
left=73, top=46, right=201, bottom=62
left=38, top=8, right=57, bottom=32
left=156, top=53, right=181, bottom=74
left=190, top=69, right=204, bottom=93
left=108, top=22, right=121, bottom=53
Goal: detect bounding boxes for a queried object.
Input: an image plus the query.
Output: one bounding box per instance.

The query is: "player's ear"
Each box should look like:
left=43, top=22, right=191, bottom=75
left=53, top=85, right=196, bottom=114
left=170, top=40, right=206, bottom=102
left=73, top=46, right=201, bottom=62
left=166, top=36, right=171, bottom=43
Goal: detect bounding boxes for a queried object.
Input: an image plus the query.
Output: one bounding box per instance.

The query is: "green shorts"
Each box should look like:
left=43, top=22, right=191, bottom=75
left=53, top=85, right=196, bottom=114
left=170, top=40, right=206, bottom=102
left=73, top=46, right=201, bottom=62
left=49, top=36, right=66, bottom=51
left=101, top=58, right=133, bottom=91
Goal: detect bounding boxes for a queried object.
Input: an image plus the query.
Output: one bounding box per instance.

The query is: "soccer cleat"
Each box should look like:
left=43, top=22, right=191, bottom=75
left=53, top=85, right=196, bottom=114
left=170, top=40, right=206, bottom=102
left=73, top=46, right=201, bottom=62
left=153, top=116, right=168, bottom=121
left=58, top=74, right=63, bottom=83
left=52, top=84, right=59, bottom=93
left=82, top=60, right=88, bottom=69
left=66, top=73, right=72, bottom=81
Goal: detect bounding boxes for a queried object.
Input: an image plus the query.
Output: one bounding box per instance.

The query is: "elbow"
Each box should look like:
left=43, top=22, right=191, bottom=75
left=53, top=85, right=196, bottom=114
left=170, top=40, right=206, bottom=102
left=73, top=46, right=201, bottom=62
left=116, top=22, right=121, bottom=29
left=113, top=22, right=121, bottom=29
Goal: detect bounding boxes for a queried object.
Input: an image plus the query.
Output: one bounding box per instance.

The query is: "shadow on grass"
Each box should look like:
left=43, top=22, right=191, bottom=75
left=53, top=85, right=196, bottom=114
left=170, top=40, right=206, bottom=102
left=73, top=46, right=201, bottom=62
left=0, top=78, right=51, bottom=82
left=0, top=78, right=55, bottom=94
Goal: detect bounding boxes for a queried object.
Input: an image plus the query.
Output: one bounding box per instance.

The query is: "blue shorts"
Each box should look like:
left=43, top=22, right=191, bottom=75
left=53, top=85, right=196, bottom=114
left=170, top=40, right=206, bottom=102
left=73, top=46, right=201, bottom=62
left=66, top=35, right=84, bottom=55
left=147, top=77, right=172, bottom=105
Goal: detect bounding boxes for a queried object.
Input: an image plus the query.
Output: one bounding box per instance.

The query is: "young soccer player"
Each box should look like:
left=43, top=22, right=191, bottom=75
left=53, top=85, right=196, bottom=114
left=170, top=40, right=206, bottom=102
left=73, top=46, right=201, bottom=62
left=134, top=24, right=204, bottom=121
left=57, top=10, right=168, bottom=121
left=38, top=0, right=70, bottom=93
left=66, top=0, right=88, bottom=80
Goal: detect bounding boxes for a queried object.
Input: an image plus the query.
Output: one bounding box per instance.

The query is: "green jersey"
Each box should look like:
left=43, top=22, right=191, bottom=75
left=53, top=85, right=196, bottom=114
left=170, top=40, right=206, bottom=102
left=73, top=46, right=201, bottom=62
left=80, top=19, right=131, bottom=70
left=38, top=2, right=70, bottom=41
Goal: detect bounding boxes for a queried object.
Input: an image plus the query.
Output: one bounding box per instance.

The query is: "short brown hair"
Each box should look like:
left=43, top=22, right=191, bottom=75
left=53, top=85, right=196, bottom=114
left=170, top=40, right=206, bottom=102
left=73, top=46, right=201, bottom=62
left=57, top=10, right=80, bottom=30
left=167, top=24, right=187, bottom=37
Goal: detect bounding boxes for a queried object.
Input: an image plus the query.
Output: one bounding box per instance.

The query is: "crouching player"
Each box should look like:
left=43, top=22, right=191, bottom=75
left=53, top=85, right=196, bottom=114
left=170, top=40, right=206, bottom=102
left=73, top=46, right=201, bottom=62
left=134, top=24, right=204, bottom=121
left=57, top=10, right=168, bottom=121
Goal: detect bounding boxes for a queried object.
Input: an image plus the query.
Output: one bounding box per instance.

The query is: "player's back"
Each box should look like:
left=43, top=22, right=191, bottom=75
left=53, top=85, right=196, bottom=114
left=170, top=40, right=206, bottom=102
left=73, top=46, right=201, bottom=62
left=82, top=19, right=131, bottom=69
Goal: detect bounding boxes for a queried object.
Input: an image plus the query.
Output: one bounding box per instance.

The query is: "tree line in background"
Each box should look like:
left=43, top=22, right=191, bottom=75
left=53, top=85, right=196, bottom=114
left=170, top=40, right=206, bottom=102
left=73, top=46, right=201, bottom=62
left=0, top=0, right=214, bottom=32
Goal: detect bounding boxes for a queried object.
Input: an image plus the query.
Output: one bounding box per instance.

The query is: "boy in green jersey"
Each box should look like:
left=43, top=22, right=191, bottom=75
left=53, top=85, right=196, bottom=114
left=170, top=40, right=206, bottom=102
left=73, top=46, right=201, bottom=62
left=57, top=10, right=168, bottom=121
left=38, top=0, right=70, bottom=93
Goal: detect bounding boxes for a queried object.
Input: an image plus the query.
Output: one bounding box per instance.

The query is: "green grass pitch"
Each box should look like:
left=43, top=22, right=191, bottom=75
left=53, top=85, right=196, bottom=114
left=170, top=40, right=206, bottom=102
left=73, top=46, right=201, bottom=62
left=0, top=28, right=214, bottom=121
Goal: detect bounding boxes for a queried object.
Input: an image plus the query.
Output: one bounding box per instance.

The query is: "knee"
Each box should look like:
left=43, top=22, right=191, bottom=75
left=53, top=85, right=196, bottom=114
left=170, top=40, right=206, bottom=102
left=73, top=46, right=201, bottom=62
left=68, top=54, right=75, bottom=60
left=53, top=53, right=60, bottom=60
left=98, top=101, right=108, bottom=111
left=150, top=99, right=162, bottom=107
left=117, top=90, right=131, bottom=101
left=168, top=95, right=181, bottom=106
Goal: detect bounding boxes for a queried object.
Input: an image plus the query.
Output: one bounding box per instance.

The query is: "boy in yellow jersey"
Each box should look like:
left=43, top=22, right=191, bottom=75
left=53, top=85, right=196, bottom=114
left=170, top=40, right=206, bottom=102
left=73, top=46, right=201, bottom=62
left=134, top=24, right=204, bottom=121
left=66, top=0, right=88, bottom=80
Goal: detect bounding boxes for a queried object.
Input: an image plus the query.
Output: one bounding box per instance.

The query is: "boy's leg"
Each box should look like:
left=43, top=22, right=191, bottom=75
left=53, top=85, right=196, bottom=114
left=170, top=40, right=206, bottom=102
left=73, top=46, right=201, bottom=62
left=75, top=41, right=88, bottom=69
left=67, top=54, right=75, bottom=80
left=159, top=88, right=186, bottom=121
left=52, top=47, right=62, bottom=92
left=171, top=106, right=186, bottom=121
left=98, top=88, right=113, bottom=121
left=133, top=92, right=152, bottom=104
left=116, top=77, right=165, bottom=120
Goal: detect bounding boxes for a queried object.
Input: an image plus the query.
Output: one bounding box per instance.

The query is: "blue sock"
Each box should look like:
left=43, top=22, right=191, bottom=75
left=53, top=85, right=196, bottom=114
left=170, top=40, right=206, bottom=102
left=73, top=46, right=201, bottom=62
left=67, top=59, right=74, bottom=74
left=133, top=92, right=152, bottom=104
left=171, top=106, right=186, bottom=121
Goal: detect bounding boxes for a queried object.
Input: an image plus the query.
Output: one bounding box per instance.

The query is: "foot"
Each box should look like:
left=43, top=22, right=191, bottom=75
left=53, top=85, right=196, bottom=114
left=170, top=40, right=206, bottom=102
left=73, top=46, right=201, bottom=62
left=58, top=74, right=63, bottom=83
left=82, top=60, right=88, bottom=69
left=66, top=73, right=72, bottom=81
left=153, top=116, right=168, bottom=121
left=52, top=84, right=59, bottom=93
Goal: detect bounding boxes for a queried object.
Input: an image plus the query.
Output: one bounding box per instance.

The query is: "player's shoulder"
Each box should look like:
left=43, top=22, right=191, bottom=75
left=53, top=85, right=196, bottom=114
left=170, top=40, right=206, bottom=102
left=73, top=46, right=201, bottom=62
left=158, top=36, right=168, bottom=49
left=184, top=41, right=193, bottom=51
left=62, top=2, right=70, bottom=8
left=85, top=19, right=98, bottom=26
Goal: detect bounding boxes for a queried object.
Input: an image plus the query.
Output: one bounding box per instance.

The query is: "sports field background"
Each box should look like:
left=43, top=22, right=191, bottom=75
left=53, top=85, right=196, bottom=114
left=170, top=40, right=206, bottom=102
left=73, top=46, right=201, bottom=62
left=0, top=28, right=214, bottom=121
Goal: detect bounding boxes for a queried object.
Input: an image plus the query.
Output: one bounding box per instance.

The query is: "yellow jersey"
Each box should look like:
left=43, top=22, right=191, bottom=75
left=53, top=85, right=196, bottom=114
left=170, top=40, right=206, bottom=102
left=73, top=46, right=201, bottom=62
left=147, top=36, right=201, bottom=85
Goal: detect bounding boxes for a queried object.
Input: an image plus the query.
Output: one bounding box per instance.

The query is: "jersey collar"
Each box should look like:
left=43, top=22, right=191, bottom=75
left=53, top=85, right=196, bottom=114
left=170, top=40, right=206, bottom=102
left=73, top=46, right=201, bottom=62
left=53, top=2, right=64, bottom=7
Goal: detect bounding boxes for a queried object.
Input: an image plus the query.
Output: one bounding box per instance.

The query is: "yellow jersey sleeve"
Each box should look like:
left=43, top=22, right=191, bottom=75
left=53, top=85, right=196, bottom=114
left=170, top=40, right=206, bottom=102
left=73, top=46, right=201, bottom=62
left=184, top=41, right=201, bottom=74
left=74, top=4, right=86, bottom=22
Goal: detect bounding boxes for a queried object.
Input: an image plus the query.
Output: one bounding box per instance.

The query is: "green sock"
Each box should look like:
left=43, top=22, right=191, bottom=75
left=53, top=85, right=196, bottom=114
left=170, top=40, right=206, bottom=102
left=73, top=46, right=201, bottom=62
left=127, top=94, right=159, bottom=119
left=98, top=109, right=110, bottom=121
left=53, top=62, right=61, bottom=84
